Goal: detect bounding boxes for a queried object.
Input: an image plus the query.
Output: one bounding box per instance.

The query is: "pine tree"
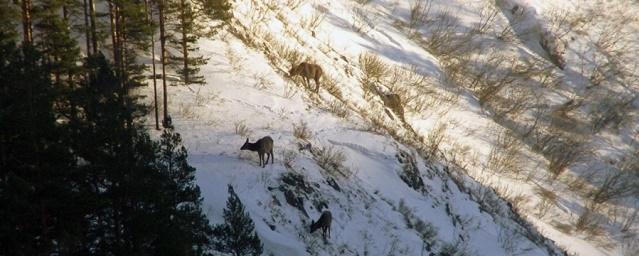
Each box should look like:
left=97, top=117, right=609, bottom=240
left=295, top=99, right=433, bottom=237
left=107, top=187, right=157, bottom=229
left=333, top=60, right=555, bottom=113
left=144, top=0, right=160, bottom=129
left=73, top=53, right=213, bottom=255
left=153, top=128, right=214, bottom=255
left=33, top=0, right=83, bottom=84
left=0, top=36, right=86, bottom=256
left=2, top=2, right=216, bottom=255
left=199, top=0, right=233, bottom=21
left=198, top=0, right=231, bottom=21
left=0, top=1, right=20, bottom=44
left=156, top=0, right=170, bottom=127
left=214, top=185, right=263, bottom=256
left=168, top=0, right=207, bottom=85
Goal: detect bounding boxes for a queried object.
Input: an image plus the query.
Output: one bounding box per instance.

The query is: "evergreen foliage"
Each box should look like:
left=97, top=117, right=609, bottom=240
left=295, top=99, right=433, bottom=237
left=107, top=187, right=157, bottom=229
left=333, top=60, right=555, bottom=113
left=0, top=1, right=215, bottom=252
left=0, top=37, right=82, bottom=256
left=199, top=0, right=232, bottom=21
left=168, top=0, right=208, bottom=85
left=214, top=185, right=263, bottom=256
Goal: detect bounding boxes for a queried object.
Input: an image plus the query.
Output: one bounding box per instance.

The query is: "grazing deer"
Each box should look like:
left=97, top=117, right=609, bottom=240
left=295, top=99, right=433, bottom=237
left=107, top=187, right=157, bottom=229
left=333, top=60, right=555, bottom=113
left=289, top=62, right=323, bottom=92
left=240, top=136, right=274, bottom=168
left=310, top=210, right=332, bottom=240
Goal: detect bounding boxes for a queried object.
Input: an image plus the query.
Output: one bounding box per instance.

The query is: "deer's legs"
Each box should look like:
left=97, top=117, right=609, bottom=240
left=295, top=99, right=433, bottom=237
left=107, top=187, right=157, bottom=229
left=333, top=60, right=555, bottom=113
left=265, top=152, right=270, bottom=166
left=259, top=153, right=264, bottom=167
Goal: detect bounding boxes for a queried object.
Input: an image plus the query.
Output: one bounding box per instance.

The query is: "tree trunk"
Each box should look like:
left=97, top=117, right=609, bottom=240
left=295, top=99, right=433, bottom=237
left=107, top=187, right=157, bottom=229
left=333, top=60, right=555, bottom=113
left=21, top=0, right=33, bottom=45
left=83, top=0, right=91, bottom=56
left=119, top=8, right=127, bottom=90
left=145, top=0, right=160, bottom=130
left=88, top=0, right=98, bottom=54
left=159, top=0, right=168, bottom=126
left=180, top=0, right=188, bottom=84
left=108, top=1, right=121, bottom=86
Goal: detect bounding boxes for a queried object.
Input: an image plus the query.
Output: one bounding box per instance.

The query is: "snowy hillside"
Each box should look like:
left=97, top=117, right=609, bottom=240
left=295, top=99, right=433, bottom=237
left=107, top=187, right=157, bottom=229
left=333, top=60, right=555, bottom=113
left=138, top=0, right=639, bottom=255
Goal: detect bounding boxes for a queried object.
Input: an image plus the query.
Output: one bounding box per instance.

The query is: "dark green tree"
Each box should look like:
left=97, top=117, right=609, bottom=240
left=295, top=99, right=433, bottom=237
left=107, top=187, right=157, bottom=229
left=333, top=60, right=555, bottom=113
left=168, top=0, right=207, bottom=85
left=73, top=53, right=213, bottom=256
left=33, top=0, right=82, bottom=84
left=152, top=128, right=214, bottom=255
left=199, top=0, right=231, bottom=21
left=0, top=1, right=20, bottom=44
left=0, top=36, right=85, bottom=256
left=214, top=185, right=263, bottom=256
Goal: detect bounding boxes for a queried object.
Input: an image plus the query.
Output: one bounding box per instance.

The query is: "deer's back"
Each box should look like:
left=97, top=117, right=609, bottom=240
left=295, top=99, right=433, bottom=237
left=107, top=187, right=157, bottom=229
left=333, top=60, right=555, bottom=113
left=297, top=62, right=322, bottom=78
left=257, top=136, right=273, bottom=152
left=319, top=211, right=332, bottom=225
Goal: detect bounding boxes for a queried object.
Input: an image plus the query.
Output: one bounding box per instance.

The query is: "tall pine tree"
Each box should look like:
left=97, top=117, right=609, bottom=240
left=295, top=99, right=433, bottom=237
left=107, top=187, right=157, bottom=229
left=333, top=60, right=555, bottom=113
left=213, top=185, right=263, bottom=256
left=168, top=0, right=207, bottom=85
left=2, top=1, right=217, bottom=255
left=0, top=35, right=85, bottom=256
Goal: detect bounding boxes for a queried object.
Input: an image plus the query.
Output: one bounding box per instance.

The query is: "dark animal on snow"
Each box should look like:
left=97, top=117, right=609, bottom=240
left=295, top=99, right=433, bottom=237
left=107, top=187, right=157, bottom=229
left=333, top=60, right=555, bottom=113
left=240, top=136, right=274, bottom=168
left=310, top=210, right=332, bottom=240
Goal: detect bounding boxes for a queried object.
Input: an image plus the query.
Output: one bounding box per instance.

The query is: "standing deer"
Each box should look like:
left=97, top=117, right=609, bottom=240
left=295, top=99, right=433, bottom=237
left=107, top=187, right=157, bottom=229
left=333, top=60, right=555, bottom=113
left=240, top=136, right=274, bottom=168
left=310, top=210, right=332, bottom=240
left=289, top=62, right=323, bottom=92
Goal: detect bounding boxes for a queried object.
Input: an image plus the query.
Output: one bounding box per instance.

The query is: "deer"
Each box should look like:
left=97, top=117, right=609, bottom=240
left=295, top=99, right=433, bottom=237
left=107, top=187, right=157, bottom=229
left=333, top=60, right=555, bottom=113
left=288, top=62, right=323, bottom=93
left=310, top=210, right=332, bottom=240
left=240, top=136, right=274, bottom=168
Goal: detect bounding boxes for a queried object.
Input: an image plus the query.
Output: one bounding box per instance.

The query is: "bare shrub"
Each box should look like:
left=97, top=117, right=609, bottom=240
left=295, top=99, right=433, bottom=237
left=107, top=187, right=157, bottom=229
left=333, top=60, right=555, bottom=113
left=245, top=0, right=269, bottom=26
left=352, top=6, right=378, bottom=34
left=263, top=0, right=280, bottom=12
left=386, top=65, right=436, bottom=113
left=425, top=10, right=467, bottom=57
left=359, top=52, right=390, bottom=83
left=508, top=194, right=528, bottom=212
left=587, top=163, right=637, bottom=206
left=301, top=11, right=325, bottom=32
left=620, top=205, right=638, bottom=233
left=575, top=204, right=603, bottom=236
left=271, top=40, right=304, bottom=66
left=544, top=7, right=579, bottom=39
left=322, top=76, right=343, bottom=100
left=225, top=46, right=242, bottom=71
left=468, top=52, right=518, bottom=107
left=284, top=0, right=303, bottom=10
left=474, top=4, right=499, bottom=34
left=408, top=0, right=432, bottom=31
left=293, top=120, right=312, bottom=140
left=545, top=137, right=584, bottom=179
left=496, top=24, right=517, bottom=42
left=234, top=121, right=251, bottom=137
left=589, top=94, right=635, bottom=133
left=424, top=122, right=447, bottom=160
left=327, top=100, right=350, bottom=119
left=487, top=130, right=523, bottom=175
left=252, top=72, right=274, bottom=90
left=534, top=186, right=557, bottom=218
left=313, top=145, right=349, bottom=177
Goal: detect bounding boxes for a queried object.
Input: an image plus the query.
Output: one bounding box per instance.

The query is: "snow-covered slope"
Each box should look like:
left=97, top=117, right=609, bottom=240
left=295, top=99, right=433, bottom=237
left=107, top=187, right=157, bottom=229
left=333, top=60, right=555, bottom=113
left=139, top=0, right=639, bottom=255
